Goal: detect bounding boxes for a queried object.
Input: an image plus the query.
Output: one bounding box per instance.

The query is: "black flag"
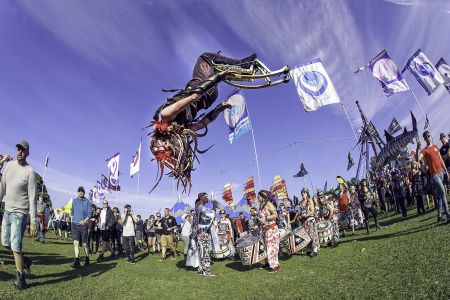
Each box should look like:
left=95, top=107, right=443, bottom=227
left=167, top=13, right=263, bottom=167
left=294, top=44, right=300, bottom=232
left=387, top=117, right=402, bottom=135
left=294, top=163, right=308, bottom=178
left=424, top=114, right=429, bottom=130
left=347, top=152, right=354, bottom=171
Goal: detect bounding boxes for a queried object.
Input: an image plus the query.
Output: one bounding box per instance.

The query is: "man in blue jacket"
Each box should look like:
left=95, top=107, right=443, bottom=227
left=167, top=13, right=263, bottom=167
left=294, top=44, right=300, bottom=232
left=70, top=186, right=92, bottom=268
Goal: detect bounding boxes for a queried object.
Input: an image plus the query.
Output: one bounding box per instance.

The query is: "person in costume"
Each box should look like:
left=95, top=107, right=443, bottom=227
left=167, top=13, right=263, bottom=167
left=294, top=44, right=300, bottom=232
left=257, top=190, right=281, bottom=273
left=277, top=202, right=290, bottom=237
left=186, top=192, right=216, bottom=276
left=358, top=179, right=381, bottom=234
left=217, top=209, right=235, bottom=258
left=410, top=161, right=426, bottom=215
left=150, top=52, right=257, bottom=192
left=348, top=185, right=364, bottom=228
left=317, top=189, right=339, bottom=247
left=247, top=207, right=261, bottom=237
left=299, top=188, right=320, bottom=258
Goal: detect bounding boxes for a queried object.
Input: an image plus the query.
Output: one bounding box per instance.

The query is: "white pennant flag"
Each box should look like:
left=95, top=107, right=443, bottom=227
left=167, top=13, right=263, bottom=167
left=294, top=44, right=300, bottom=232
left=130, top=141, right=141, bottom=177
left=290, top=59, right=340, bottom=112
left=404, top=49, right=444, bottom=95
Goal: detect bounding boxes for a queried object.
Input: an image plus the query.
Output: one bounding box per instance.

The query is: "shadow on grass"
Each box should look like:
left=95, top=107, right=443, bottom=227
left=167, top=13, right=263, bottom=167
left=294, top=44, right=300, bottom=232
left=28, top=261, right=117, bottom=287
left=340, top=222, right=437, bottom=244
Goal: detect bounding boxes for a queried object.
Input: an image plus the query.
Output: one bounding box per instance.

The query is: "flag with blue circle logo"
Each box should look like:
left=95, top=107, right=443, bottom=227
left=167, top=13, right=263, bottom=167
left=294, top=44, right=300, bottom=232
left=436, top=58, right=450, bottom=94
left=403, top=49, right=444, bottom=95
left=223, top=89, right=252, bottom=144
left=290, top=59, right=340, bottom=112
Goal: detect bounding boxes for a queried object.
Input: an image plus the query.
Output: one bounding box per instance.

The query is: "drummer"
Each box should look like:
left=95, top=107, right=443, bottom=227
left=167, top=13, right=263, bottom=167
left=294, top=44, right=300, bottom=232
left=299, top=188, right=320, bottom=258
left=277, top=203, right=290, bottom=237
left=257, top=190, right=281, bottom=273
left=338, top=183, right=355, bottom=235
left=317, top=189, right=339, bottom=247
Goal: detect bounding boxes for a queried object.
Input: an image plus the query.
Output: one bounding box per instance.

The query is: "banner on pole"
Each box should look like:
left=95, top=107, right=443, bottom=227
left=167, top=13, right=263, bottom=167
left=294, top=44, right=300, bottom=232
left=436, top=58, right=450, bottom=93
left=106, top=152, right=121, bottom=191
left=290, top=59, right=340, bottom=112
left=403, top=49, right=444, bottom=95
left=356, top=50, right=409, bottom=97
left=130, top=141, right=141, bottom=177
left=223, top=89, right=252, bottom=144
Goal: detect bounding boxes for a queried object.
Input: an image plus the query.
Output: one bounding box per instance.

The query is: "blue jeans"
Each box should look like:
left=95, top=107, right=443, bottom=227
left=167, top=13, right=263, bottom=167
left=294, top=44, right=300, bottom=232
left=431, top=173, right=450, bottom=219
left=1, top=211, right=28, bottom=252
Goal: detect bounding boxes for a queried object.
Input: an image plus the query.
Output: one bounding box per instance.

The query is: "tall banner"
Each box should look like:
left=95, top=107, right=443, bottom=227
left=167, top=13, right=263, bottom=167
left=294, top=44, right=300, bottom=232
left=106, top=152, right=121, bottom=191
left=356, top=50, right=409, bottom=97
left=100, top=174, right=109, bottom=191
left=130, top=141, right=141, bottom=177
left=272, top=176, right=288, bottom=201
left=244, top=176, right=256, bottom=207
left=404, top=49, right=444, bottom=95
left=436, top=58, right=450, bottom=93
left=223, top=89, right=252, bottom=144
left=222, top=184, right=233, bottom=205
left=290, top=59, right=340, bottom=112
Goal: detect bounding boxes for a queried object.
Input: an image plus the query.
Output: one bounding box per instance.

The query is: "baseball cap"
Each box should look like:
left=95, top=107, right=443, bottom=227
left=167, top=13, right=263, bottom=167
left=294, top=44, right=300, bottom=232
left=77, top=186, right=85, bottom=193
left=16, top=140, right=29, bottom=151
left=439, top=133, right=446, bottom=139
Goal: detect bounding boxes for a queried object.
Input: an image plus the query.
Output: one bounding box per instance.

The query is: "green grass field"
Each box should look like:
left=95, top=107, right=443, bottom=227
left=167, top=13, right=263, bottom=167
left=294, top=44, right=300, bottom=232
left=1, top=208, right=449, bottom=300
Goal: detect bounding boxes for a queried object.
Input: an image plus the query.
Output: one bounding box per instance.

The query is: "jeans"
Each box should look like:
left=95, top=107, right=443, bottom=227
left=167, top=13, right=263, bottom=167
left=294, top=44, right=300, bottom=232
left=123, top=236, right=135, bottom=260
left=1, top=211, right=28, bottom=252
left=431, top=173, right=450, bottom=219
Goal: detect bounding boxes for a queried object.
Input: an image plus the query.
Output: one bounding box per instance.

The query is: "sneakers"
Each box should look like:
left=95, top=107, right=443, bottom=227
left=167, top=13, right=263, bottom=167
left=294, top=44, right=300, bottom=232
left=70, top=258, right=81, bottom=268
left=126, top=258, right=136, bottom=264
left=14, top=271, right=27, bottom=290
left=23, top=256, right=32, bottom=278
left=269, top=266, right=281, bottom=273
left=170, top=256, right=179, bottom=261
left=84, top=257, right=90, bottom=267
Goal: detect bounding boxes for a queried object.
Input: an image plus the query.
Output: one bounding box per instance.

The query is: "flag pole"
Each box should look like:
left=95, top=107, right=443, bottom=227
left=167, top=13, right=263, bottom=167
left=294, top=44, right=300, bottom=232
left=409, top=88, right=429, bottom=129
left=136, top=171, right=140, bottom=210
left=41, top=152, right=49, bottom=195
left=294, top=143, right=315, bottom=194
left=243, top=91, right=262, bottom=189
left=340, top=102, right=358, bottom=142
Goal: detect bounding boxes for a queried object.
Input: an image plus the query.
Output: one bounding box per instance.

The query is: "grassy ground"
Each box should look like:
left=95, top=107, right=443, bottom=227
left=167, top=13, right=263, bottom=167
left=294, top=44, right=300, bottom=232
left=0, top=208, right=449, bottom=300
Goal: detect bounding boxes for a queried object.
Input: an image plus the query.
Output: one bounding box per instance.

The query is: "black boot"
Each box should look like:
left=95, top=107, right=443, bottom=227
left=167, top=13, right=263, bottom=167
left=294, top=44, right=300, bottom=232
left=84, top=257, right=90, bottom=267
left=365, top=222, right=370, bottom=234
left=70, top=257, right=81, bottom=268
left=14, top=271, right=27, bottom=290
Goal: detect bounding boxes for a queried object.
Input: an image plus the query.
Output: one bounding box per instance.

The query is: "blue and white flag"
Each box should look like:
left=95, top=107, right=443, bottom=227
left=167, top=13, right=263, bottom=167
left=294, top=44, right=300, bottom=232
left=404, top=49, right=444, bottom=95
left=357, top=50, right=409, bottom=97
left=94, top=181, right=105, bottom=201
left=100, top=174, right=109, bottom=191
left=106, top=152, right=121, bottom=191
left=223, top=89, right=252, bottom=144
left=436, top=58, right=450, bottom=94
left=290, top=59, right=340, bottom=112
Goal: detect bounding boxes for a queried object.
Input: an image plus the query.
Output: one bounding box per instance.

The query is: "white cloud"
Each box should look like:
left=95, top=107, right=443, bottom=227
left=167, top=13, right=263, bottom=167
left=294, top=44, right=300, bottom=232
left=383, top=0, right=420, bottom=6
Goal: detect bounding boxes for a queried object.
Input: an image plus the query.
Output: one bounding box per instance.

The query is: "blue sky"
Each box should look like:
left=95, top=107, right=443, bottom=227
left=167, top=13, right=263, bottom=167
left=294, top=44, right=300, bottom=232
left=1, top=0, right=449, bottom=215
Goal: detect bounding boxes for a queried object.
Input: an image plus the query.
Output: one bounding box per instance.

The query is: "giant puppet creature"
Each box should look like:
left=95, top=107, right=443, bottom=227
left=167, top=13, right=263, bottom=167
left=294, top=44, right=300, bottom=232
left=149, top=52, right=290, bottom=192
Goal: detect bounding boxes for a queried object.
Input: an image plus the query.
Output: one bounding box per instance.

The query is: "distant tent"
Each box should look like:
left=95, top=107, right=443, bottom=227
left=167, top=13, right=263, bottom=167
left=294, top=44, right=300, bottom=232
left=64, top=198, right=73, bottom=215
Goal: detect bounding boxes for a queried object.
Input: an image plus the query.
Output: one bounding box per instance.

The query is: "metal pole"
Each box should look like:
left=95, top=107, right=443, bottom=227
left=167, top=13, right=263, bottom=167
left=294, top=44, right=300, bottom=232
left=294, top=143, right=307, bottom=188
left=340, top=102, right=358, bottom=142
left=295, top=143, right=314, bottom=194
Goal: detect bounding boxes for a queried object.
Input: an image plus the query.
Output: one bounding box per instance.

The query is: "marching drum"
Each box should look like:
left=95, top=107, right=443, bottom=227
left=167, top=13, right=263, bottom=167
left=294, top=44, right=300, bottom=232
left=235, top=235, right=267, bottom=267
left=317, top=221, right=333, bottom=244
left=211, top=233, right=231, bottom=259
left=280, top=227, right=311, bottom=255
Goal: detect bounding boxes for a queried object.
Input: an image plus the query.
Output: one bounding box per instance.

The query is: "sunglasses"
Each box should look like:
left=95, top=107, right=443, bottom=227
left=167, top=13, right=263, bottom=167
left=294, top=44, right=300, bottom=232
left=103, top=203, right=108, bottom=205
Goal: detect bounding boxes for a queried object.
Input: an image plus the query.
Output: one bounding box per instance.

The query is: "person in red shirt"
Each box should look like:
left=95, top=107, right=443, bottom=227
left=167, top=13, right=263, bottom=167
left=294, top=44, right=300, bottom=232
left=337, top=183, right=355, bottom=235
left=417, top=131, right=450, bottom=223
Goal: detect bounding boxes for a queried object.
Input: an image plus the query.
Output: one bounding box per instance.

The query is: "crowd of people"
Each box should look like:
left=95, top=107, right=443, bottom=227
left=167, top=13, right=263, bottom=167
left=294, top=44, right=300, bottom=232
left=0, top=129, right=449, bottom=288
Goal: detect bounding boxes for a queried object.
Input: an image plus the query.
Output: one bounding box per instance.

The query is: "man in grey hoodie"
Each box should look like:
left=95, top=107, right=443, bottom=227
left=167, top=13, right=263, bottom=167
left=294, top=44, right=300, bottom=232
left=0, top=140, right=37, bottom=290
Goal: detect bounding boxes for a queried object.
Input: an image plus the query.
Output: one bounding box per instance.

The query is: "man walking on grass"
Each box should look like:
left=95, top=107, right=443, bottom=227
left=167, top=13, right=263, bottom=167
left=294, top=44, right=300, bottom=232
left=0, top=140, right=36, bottom=290
left=417, top=131, right=450, bottom=224
left=70, top=186, right=92, bottom=268
left=159, top=208, right=178, bottom=261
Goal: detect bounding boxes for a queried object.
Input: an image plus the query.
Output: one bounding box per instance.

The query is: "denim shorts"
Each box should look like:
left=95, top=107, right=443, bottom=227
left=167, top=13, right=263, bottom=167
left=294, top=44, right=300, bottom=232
left=1, top=211, right=28, bottom=252
left=71, top=223, right=88, bottom=244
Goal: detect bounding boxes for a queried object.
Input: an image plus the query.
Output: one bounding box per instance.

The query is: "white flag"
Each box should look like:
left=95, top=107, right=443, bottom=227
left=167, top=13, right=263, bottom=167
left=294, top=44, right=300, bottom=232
left=404, top=49, right=444, bottom=95
left=290, top=59, right=340, bottom=111
left=130, top=141, right=141, bottom=177
left=106, top=152, right=120, bottom=191
left=223, top=89, right=252, bottom=144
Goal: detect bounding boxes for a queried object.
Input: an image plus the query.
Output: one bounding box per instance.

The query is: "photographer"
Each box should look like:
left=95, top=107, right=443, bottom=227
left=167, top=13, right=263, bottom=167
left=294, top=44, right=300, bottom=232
left=121, top=204, right=138, bottom=264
